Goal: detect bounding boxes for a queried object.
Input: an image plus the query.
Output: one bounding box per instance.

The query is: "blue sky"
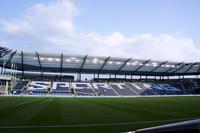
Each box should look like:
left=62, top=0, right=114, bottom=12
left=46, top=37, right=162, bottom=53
left=75, top=0, right=200, bottom=36
left=0, top=0, right=200, bottom=61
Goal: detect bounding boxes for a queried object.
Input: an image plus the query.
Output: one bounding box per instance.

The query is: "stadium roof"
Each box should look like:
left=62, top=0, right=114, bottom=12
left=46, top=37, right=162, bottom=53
left=0, top=46, right=200, bottom=76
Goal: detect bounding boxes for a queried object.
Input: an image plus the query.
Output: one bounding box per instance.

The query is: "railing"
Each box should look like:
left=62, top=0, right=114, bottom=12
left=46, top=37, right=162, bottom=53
left=135, top=119, right=200, bottom=133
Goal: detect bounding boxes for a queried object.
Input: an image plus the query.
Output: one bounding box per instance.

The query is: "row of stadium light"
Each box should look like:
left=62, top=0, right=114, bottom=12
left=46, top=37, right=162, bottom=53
left=33, top=57, right=61, bottom=61
left=33, top=57, right=176, bottom=68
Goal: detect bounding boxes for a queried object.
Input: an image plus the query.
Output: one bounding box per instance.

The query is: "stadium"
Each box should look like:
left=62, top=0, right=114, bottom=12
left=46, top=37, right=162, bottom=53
left=1, top=0, right=200, bottom=133
left=0, top=46, right=200, bottom=133
left=1, top=46, right=200, bottom=96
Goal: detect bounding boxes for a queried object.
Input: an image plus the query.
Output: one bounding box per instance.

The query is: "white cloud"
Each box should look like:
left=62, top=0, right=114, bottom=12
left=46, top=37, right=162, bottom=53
left=0, top=0, right=200, bottom=62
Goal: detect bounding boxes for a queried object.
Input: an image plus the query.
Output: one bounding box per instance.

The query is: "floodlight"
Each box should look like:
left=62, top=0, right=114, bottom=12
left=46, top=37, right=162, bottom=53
left=108, top=61, right=113, bottom=64
left=75, top=59, right=80, bottom=62
left=99, top=61, right=104, bottom=64
left=93, top=58, right=98, bottom=61
left=93, top=60, right=98, bottom=64
left=132, top=62, right=136, bottom=66
left=48, top=58, right=53, bottom=61
left=116, top=62, right=121, bottom=65
left=71, top=57, right=76, bottom=60
left=55, top=58, right=60, bottom=61
left=165, top=65, right=170, bottom=67
left=152, top=62, right=158, bottom=67
left=65, top=59, right=71, bottom=62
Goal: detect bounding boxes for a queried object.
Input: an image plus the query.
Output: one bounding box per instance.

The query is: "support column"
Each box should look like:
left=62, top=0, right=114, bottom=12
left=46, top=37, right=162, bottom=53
left=5, top=81, right=9, bottom=94
left=77, top=73, right=81, bottom=81
left=93, top=74, right=95, bottom=79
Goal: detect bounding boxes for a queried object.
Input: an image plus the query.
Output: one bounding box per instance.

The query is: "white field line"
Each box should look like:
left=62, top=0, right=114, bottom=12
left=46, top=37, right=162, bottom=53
left=2, top=94, right=200, bottom=98
left=0, top=117, right=198, bottom=129
left=17, top=98, right=43, bottom=106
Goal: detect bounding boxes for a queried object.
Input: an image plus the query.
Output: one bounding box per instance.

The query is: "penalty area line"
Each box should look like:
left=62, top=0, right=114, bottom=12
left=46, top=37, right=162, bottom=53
left=0, top=117, right=198, bottom=129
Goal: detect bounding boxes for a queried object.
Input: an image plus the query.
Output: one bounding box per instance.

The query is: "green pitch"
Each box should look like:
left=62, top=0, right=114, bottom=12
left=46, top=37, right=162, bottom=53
left=0, top=96, right=200, bottom=133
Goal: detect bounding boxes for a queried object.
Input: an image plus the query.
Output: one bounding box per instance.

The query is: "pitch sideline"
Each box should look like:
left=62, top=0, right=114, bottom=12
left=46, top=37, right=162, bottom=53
left=0, top=117, right=198, bottom=129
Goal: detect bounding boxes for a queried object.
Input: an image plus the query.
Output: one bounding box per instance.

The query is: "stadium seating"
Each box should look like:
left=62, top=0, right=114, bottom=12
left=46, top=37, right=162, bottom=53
left=27, top=81, right=50, bottom=95
left=110, top=83, right=137, bottom=96
left=71, top=82, right=96, bottom=96
left=11, top=80, right=198, bottom=96
left=51, top=82, right=71, bottom=95
left=182, top=82, right=196, bottom=93
left=126, top=83, right=156, bottom=95
left=92, top=83, right=118, bottom=96
left=13, top=81, right=29, bottom=91
left=12, top=81, right=29, bottom=94
left=150, top=84, right=181, bottom=95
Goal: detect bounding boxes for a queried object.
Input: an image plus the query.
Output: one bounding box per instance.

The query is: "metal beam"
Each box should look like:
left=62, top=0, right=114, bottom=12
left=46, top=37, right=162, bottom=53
left=149, top=61, right=168, bottom=73
left=132, top=59, right=151, bottom=74
left=0, top=47, right=7, bottom=55
left=21, top=51, right=24, bottom=77
left=4, top=50, right=17, bottom=68
left=184, top=62, right=198, bottom=73
left=172, top=63, right=189, bottom=74
left=1, top=50, right=17, bottom=74
left=0, top=49, right=12, bottom=58
left=0, top=47, right=5, bottom=50
left=164, top=62, right=184, bottom=73
left=36, top=52, right=43, bottom=75
left=98, top=56, right=110, bottom=74
left=0, top=47, right=8, bottom=52
left=60, top=53, right=63, bottom=76
left=0, top=48, right=5, bottom=60
left=115, top=58, right=131, bottom=74
left=198, top=63, right=200, bottom=73
left=79, top=55, right=87, bottom=73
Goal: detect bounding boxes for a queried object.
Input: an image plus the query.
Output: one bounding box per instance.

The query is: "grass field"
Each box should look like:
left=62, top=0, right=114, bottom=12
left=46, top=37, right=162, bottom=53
left=0, top=96, right=200, bottom=133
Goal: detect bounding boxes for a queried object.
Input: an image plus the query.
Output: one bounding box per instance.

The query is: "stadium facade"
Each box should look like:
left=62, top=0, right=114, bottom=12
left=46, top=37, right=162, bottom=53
left=0, top=46, right=200, bottom=96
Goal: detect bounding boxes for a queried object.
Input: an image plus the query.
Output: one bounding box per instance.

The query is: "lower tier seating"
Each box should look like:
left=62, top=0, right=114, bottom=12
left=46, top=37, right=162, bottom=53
left=11, top=81, right=198, bottom=96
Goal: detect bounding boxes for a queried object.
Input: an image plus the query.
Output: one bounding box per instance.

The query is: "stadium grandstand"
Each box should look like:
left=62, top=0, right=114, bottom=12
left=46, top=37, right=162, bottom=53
left=1, top=0, right=200, bottom=132
left=1, top=46, right=200, bottom=133
left=0, top=46, right=200, bottom=96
